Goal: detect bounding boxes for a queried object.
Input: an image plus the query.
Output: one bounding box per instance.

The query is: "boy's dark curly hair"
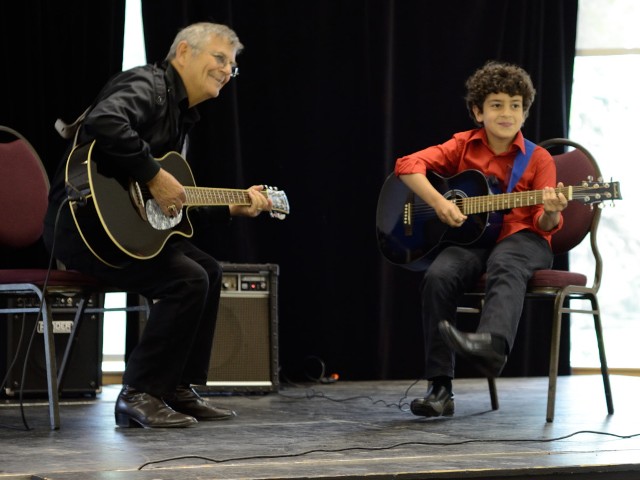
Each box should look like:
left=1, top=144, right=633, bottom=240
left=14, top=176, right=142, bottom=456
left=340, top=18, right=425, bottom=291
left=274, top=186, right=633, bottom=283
left=465, top=61, right=536, bottom=126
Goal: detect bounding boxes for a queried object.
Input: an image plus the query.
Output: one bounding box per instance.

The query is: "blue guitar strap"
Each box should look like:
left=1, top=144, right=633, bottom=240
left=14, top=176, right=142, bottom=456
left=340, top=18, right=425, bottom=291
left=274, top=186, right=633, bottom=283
left=506, top=138, right=536, bottom=193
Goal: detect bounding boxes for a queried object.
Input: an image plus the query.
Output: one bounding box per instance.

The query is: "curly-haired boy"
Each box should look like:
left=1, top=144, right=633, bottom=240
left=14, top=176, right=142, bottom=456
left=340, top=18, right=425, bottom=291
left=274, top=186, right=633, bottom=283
left=395, top=61, right=568, bottom=418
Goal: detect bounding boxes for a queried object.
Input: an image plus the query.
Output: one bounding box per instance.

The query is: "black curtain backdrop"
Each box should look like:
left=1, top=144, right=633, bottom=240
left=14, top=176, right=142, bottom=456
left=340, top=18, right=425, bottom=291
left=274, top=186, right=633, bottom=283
left=1, top=0, right=577, bottom=382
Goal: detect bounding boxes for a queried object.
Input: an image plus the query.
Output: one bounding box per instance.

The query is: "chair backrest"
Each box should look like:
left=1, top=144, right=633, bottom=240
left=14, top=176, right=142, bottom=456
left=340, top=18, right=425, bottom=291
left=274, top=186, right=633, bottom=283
left=0, top=126, right=50, bottom=248
left=539, top=138, right=601, bottom=256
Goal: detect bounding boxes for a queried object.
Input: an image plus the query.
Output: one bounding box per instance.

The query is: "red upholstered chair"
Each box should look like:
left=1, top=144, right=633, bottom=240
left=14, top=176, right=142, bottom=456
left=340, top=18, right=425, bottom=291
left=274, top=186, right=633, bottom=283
left=457, top=138, right=619, bottom=422
left=0, top=126, right=147, bottom=430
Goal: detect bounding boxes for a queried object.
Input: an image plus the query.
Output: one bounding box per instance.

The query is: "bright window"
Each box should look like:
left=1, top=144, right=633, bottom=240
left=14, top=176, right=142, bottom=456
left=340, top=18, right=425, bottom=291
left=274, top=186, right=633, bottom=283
left=102, top=0, right=146, bottom=374
left=568, top=0, right=640, bottom=368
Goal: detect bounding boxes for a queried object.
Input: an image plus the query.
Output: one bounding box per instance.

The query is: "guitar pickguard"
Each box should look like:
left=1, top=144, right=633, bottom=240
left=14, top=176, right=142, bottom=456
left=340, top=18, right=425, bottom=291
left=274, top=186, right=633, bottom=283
left=144, top=199, right=183, bottom=230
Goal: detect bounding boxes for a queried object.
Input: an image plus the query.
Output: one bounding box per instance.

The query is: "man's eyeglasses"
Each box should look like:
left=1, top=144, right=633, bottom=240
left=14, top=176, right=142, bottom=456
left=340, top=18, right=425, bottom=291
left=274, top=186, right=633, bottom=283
left=209, top=52, right=239, bottom=78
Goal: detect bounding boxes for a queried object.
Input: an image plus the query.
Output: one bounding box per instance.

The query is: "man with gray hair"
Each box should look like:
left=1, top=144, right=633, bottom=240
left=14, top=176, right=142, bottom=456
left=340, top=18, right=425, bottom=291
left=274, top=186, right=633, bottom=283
left=44, top=22, right=271, bottom=428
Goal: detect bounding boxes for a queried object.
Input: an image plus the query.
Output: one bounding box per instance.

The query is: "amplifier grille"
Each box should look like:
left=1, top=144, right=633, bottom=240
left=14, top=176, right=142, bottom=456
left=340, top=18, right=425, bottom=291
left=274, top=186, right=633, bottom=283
left=208, top=294, right=272, bottom=382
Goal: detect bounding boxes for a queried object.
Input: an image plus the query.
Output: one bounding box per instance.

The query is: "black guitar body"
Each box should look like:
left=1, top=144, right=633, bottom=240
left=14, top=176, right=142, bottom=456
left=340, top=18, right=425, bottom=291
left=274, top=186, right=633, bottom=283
left=66, top=142, right=195, bottom=268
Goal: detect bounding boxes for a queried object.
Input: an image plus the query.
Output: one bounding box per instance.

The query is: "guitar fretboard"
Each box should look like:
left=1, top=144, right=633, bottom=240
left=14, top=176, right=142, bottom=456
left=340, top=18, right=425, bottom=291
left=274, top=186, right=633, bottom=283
left=459, top=186, right=574, bottom=214
left=184, top=187, right=265, bottom=207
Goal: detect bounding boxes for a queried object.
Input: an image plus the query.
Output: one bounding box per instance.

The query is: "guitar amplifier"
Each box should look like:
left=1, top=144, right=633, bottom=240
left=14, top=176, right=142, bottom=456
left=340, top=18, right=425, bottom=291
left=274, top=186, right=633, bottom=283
left=201, top=263, right=280, bottom=394
left=0, top=294, right=103, bottom=397
left=134, top=263, right=280, bottom=394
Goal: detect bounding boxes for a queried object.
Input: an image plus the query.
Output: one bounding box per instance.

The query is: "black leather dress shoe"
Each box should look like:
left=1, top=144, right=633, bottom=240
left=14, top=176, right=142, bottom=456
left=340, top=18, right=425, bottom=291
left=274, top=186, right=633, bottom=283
left=164, top=385, right=236, bottom=421
left=115, top=386, right=197, bottom=428
left=438, top=320, right=507, bottom=377
left=410, top=385, right=454, bottom=417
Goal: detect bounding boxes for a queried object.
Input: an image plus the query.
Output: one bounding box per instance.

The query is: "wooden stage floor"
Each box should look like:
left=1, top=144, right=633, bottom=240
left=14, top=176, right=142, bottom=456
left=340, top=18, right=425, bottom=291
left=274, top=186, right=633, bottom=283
left=1, top=375, right=639, bottom=479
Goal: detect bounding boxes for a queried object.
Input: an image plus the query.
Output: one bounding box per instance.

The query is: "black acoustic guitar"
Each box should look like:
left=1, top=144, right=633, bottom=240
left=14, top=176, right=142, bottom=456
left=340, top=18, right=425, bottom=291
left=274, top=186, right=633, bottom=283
left=376, top=170, right=621, bottom=271
left=65, top=141, right=290, bottom=268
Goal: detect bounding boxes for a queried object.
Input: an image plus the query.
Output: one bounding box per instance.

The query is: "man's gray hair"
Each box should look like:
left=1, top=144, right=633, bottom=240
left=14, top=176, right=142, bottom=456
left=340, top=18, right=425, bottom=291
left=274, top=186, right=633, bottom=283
left=165, top=22, right=244, bottom=60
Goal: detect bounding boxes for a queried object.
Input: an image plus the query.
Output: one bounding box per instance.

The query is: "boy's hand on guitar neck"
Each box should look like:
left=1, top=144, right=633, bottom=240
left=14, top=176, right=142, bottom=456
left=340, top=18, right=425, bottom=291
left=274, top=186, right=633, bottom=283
left=147, top=168, right=187, bottom=217
left=542, top=182, right=568, bottom=213
left=539, top=181, right=568, bottom=231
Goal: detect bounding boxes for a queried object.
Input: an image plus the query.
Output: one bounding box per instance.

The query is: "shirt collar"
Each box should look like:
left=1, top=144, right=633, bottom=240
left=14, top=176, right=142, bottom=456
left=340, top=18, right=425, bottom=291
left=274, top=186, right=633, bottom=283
left=511, top=130, right=526, bottom=153
left=470, top=128, right=526, bottom=154
left=165, top=62, right=200, bottom=123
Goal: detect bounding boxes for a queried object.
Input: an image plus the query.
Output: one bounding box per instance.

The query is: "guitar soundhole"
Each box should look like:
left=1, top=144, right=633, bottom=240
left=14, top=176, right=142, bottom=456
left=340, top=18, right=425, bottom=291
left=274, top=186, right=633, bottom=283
left=444, top=189, right=466, bottom=200
left=444, top=189, right=467, bottom=210
left=129, top=181, right=148, bottom=221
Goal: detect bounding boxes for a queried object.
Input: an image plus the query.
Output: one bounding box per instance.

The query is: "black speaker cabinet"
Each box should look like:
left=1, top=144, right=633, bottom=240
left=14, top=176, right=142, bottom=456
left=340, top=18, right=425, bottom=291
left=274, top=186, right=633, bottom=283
left=1, top=294, right=103, bottom=397
left=200, top=263, right=279, bottom=394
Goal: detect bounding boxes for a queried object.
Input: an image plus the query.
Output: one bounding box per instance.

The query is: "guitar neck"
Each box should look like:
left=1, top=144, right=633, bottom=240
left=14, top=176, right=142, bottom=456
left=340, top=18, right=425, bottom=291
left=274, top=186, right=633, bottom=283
left=184, top=186, right=266, bottom=207
left=460, top=186, right=574, bottom=214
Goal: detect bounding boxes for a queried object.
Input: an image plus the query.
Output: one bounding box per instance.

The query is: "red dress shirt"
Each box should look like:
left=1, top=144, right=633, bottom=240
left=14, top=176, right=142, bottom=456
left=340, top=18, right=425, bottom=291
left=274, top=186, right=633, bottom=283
left=394, top=128, right=563, bottom=245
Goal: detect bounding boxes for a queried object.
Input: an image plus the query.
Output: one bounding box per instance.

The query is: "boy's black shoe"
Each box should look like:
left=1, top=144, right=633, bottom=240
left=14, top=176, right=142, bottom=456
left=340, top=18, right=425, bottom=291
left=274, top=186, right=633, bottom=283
left=410, top=385, right=455, bottom=417
left=438, top=320, right=507, bottom=378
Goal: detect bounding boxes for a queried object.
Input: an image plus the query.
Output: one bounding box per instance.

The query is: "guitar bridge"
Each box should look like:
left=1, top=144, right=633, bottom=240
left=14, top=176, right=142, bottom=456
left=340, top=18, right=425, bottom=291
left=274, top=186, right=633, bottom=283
left=403, top=194, right=413, bottom=236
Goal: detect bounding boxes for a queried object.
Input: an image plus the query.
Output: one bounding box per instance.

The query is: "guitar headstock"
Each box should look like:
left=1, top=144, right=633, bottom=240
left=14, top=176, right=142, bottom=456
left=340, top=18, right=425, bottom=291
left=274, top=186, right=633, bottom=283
left=574, top=178, right=621, bottom=207
left=264, top=185, right=290, bottom=220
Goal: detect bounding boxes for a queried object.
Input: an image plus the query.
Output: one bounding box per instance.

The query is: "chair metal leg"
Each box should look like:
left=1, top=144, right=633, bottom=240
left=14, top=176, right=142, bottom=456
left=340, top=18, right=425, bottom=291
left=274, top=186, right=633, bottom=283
left=487, top=377, right=499, bottom=410
left=57, top=297, right=88, bottom=391
left=546, top=295, right=565, bottom=423
left=41, top=298, right=61, bottom=430
left=591, top=296, right=614, bottom=415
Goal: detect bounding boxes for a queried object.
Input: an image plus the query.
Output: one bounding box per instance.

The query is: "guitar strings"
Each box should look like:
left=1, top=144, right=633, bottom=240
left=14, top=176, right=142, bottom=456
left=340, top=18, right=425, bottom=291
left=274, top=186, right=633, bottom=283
left=408, top=184, right=611, bottom=217
left=185, top=186, right=252, bottom=207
